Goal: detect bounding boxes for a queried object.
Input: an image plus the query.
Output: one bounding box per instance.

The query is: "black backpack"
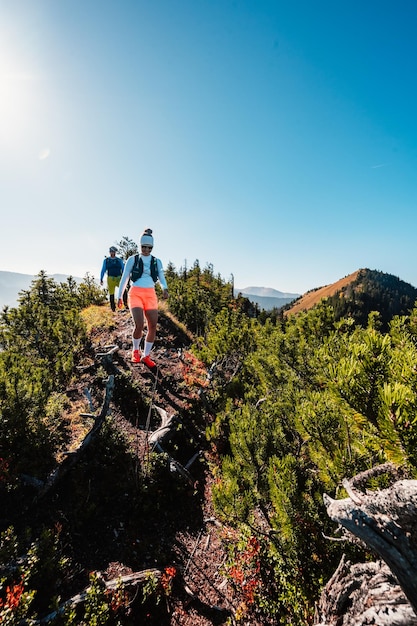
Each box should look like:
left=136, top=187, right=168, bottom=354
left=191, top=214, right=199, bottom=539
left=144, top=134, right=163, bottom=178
left=130, top=254, right=158, bottom=283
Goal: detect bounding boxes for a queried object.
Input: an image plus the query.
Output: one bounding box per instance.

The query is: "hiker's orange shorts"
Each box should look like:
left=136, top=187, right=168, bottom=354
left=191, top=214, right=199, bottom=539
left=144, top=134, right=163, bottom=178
left=128, top=287, right=158, bottom=311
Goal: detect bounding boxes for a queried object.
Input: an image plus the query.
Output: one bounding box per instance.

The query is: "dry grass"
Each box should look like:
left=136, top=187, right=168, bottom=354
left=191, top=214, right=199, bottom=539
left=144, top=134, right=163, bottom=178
left=81, top=304, right=115, bottom=334
left=285, top=269, right=361, bottom=316
left=57, top=397, right=95, bottom=461
left=158, top=300, right=195, bottom=341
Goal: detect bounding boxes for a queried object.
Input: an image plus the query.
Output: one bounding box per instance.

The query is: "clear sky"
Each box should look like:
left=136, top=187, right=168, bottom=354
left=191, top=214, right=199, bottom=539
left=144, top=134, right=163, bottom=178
left=1, top=0, right=417, bottom=294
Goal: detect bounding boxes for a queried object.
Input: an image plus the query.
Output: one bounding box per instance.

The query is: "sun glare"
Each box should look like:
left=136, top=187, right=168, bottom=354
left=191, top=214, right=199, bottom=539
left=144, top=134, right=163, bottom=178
left=0, top=31, right=42, bottom=153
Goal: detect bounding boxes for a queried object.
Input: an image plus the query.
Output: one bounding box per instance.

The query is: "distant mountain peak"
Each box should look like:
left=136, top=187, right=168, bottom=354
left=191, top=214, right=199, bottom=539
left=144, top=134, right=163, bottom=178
left=236, top=286, right=301, bottom=299
left=234, top=286, right=301, bottom=311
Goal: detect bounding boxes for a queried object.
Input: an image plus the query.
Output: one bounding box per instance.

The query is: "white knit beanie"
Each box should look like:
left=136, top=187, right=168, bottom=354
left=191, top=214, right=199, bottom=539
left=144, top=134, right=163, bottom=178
left=140, top=228, right=154, bottom=247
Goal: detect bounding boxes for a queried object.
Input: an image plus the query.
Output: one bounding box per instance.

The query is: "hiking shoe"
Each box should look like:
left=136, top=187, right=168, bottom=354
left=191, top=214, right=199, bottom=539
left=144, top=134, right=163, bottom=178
left=131, top=349, right=141, bottom=363
left=141, top=354, right=156, bottom=369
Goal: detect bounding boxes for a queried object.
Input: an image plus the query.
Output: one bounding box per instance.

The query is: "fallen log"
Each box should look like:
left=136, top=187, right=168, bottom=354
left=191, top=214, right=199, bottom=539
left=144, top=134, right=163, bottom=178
left=317, top=464, right=417, bottom=623
left=314, top=554, right=417, bottom=626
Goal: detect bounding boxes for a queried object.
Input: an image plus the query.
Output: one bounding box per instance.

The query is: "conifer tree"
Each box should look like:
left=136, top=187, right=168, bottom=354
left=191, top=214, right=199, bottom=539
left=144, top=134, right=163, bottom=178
left=0, top=273, right=102, bottom=480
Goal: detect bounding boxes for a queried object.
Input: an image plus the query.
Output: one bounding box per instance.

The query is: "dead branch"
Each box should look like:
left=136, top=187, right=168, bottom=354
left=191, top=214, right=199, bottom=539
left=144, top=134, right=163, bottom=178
left=37, top=568, right=163, bottom=623
left=84, top=387, right=95, bottom=412
left=149, top=407, right=180, bottom=449
left=96, top=344, right=123, bottom=375
left=33, top=375, right=115, bottom=502
left=321, top=465, right=417, bottom=618
left=348, top=462, right=406, bottom=491
left=148, top=407, right=195, bottom=484
left=314, top=555, right=417, bottom=626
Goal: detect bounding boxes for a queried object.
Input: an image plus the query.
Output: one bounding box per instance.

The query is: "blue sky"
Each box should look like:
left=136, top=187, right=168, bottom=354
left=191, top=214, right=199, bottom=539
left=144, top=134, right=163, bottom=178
left=1, top=0, right=417, bottom=294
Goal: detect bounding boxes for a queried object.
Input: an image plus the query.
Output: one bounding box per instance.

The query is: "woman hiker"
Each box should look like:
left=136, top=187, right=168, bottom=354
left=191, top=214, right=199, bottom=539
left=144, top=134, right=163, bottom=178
left=117, top=228, right=169, bottom=370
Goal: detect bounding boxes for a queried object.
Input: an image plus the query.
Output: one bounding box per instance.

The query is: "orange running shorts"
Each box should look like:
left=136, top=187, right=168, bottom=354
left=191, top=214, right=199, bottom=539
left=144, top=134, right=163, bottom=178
left=128, top=287, right=158, bottom=311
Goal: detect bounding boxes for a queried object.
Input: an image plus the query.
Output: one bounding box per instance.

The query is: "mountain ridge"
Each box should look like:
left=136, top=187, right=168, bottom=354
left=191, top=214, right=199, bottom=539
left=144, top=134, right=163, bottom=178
left=0, top=271, right=84, bottom=309
left=234, top=286, right=301, bottom=311
left=236, top=286, right=300, bottom=299
left=284, top=268, right=417, bottom=330
left=2, top=269, right=416, bottom=320
left=0, top=271, right=298, bottom=312
left=284, top=270, right=362, bottom=315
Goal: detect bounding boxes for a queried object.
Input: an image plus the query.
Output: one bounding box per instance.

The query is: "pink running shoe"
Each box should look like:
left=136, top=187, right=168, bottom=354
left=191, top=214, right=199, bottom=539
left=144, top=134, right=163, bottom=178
left=141, top=354, right=156, bottom=370
left=131, top=349, right=141, bottom=363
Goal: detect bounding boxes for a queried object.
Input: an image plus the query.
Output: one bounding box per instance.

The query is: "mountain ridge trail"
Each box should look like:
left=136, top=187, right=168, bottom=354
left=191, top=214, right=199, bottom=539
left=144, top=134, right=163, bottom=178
left=73, top=307, right=241, bottom=625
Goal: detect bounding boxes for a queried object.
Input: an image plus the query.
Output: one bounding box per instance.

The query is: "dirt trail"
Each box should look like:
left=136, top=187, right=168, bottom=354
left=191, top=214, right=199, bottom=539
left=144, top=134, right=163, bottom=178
left=83, top=309, right=238, bottom=625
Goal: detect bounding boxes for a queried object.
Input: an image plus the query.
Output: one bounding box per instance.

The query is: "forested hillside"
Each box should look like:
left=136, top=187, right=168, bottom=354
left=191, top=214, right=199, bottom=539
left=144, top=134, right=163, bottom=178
left=285, top=268, right=417, bottom=330
left=0, top=271, right=85, bottom=309
left=1, top=262, right=417, bottom=624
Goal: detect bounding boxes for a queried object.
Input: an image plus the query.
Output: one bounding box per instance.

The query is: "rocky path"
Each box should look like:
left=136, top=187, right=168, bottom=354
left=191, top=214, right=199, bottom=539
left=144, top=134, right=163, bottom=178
left=84, top=309, right=239, bottom=625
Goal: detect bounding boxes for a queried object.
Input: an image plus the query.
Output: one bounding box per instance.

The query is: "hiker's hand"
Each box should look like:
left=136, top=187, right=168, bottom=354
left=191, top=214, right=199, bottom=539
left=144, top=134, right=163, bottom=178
left=163, top=289, right=169, bottom=300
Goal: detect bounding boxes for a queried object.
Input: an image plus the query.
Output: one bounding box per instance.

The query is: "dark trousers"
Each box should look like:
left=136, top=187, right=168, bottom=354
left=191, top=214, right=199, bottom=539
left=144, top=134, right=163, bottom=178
left=109, top=290, right=128, bottom=311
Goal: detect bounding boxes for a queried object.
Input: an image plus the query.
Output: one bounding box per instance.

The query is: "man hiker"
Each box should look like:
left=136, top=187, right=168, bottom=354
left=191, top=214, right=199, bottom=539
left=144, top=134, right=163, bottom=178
left=100, top=245, right=127, bottom=311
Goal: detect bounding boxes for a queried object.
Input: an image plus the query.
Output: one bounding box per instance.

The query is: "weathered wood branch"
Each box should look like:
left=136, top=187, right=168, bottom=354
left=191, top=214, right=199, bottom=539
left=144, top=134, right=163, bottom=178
left=96, top=344, right=123, bottom=375
left=84, top=386, right=95, bottom=412
left=148, top=406, right=196, bottom=484
left=148, top=406, right=180, bottom=450
left=314, top=554, right=417, bottom=626
left=320, top=464, right=417, bottom=620
left=37, top=568, right=163, bottom=624
left=33, top=375, right=115, bottom=502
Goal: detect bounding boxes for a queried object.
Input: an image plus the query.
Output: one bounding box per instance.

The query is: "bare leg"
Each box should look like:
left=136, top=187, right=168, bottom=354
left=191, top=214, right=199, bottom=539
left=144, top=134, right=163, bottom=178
left=144, top=309, right=158, bottom=342
left=130, top=307, right=144, bottom=339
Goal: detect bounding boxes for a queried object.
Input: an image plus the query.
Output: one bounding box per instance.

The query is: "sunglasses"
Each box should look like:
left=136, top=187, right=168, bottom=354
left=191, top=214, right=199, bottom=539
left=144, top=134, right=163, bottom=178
left=141, top=245, right=153, bottom=250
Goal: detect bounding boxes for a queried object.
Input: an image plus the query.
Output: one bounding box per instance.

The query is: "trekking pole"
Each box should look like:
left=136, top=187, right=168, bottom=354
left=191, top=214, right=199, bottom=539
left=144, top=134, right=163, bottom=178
left=141, top=366, right=160, bottom=467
